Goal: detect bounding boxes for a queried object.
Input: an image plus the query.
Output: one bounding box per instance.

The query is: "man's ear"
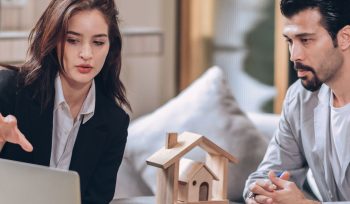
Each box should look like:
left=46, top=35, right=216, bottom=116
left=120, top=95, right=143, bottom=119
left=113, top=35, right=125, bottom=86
left=338, top=25, right=350, bottom=50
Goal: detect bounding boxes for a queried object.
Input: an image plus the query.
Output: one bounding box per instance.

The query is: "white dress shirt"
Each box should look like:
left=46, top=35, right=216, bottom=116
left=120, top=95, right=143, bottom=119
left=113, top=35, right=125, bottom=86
left=50, top=75, right=95, bottom=170
left=330, top=93, right=350, bottom=197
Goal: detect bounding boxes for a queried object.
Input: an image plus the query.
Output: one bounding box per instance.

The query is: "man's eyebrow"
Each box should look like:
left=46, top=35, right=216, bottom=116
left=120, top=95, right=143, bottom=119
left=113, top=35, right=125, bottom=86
left=67, top=31, right=108, bottom=38
left=283, top=33, right=316, bottom=38
left=295, top=33, right=316, bottom=38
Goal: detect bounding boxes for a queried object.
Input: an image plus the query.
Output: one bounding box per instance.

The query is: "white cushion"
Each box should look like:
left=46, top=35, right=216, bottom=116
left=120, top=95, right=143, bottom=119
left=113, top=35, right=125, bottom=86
left=115, top=156, right=153, bottom=198
left=246, top=112, right=280, bottom=140
left=117, top=66, right=269, bottom=202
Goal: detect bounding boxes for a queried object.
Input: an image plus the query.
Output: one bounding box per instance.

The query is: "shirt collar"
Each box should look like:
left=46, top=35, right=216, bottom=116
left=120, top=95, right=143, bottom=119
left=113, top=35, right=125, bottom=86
left=54, top=74, right=96, bottom=124
left=54, top=75, right=66, bottom=111
left=317, top=83, right=331, bottom=106
left=80, top=79, right=96, bottom=123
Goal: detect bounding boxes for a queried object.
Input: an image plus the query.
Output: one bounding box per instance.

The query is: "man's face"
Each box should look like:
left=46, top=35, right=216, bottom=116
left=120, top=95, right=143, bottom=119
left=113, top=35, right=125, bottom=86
left=283, top=8, right=343, bottom=91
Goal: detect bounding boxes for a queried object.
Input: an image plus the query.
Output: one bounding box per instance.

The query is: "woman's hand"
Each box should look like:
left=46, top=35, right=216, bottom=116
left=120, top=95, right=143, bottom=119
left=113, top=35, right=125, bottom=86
left=0, top=113, right=33, bottom=152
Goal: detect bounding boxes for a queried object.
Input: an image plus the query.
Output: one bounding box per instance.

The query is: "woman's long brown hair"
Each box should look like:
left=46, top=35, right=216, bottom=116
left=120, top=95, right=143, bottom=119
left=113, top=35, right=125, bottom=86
left=2, top=0, right=131, bottom=111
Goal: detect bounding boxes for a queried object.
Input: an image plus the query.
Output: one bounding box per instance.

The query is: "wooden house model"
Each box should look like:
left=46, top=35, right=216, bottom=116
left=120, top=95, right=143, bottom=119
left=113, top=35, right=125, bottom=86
left=146, top=132, right=238, bottom=204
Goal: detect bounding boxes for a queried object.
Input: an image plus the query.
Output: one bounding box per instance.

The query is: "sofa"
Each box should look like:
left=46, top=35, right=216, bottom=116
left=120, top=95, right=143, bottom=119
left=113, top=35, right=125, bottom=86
left=112, top=66, right=320, bottom=204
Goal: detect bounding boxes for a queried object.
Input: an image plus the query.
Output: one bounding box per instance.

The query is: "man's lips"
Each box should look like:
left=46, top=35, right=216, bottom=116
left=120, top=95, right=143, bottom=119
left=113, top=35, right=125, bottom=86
left=294, top=62, right=315, bottom=76
left=297, top=69, right=309, bottom=78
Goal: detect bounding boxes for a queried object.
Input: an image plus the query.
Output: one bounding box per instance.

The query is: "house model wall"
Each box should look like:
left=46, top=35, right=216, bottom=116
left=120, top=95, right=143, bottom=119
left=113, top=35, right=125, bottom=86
left=146, top=132, right=238, bottom=204
left=178, top=158, right=219, bottom=202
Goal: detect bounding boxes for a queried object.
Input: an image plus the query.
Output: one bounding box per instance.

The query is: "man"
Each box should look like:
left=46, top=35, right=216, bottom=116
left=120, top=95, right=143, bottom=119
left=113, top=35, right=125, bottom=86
left=244, top=0, right=350, bottom=204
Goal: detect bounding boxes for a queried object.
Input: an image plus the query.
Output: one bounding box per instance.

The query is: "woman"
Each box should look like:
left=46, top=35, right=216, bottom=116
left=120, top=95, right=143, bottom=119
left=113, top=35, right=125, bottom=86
left=0, top=0, right=130, bottom=203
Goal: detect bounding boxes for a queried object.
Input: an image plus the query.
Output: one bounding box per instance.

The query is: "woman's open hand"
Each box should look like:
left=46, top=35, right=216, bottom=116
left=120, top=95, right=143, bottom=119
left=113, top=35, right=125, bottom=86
left=0, top=113, right=33, bottom=152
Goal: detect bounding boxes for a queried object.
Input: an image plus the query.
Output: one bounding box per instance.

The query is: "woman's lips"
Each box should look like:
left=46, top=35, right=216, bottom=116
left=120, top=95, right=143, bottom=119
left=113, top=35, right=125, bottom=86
left=77, top=66, right=93, bottom=74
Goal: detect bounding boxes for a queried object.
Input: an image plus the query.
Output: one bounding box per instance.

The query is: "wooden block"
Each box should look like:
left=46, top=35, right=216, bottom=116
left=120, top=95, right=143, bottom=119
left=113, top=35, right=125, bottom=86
left=178, top=182, right=188, bottom=202
left=146, top=132, right=203, bottom=169
left=156, top=162, right=179, bottom=204
left=200, top=138, right=238, bottom=164
left=166, top=132, right=178, bottom=149
left=205, top=154, right=228, bottom=200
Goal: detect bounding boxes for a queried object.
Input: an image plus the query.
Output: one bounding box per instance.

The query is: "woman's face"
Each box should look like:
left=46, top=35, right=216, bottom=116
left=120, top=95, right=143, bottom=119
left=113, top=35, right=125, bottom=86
left=57, top=9, right=110, bottom=89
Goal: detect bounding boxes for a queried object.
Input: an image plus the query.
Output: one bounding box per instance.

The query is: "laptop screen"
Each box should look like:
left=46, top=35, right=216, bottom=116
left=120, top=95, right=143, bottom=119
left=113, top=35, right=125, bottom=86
left=0, top=158, right=81, bottom=204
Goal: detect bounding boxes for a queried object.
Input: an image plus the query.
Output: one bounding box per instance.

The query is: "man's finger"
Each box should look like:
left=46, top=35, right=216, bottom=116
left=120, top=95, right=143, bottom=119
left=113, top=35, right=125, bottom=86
left=279, top=171, right=290, bottom=181
left=246, top=198, right=259, bottom=204
left=256, top=179, right=276, bottom=192
left=268, top=170, right=287, bottom=189
left=254, top=194, right=274, bottom=204
left=249, top=183, right=274, bottom=197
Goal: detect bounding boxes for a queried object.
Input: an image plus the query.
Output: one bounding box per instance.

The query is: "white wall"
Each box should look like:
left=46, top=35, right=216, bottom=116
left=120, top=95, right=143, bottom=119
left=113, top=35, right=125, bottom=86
left=117, top=0, right=176, bottom=119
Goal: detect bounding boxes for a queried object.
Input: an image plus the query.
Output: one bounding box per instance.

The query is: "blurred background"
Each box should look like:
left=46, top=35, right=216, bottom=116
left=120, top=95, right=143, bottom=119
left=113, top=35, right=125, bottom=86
left=0, top=0, right=297, bottom=119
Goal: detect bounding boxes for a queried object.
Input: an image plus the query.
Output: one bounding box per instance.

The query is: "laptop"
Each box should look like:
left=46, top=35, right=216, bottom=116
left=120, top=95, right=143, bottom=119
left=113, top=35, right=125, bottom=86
left=0, top=158, right=81, bottom=204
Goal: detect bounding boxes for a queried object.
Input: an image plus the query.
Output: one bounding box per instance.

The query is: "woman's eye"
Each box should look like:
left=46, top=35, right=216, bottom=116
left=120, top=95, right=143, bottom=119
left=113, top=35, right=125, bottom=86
left=67, top=38, right=79, bottom=44
left=94, top=41, right=105, bottom=46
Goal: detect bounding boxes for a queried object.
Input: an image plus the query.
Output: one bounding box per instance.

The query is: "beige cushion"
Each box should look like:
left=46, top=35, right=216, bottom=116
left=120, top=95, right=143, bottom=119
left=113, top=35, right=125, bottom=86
left=117, top=66, right=269, bottom=202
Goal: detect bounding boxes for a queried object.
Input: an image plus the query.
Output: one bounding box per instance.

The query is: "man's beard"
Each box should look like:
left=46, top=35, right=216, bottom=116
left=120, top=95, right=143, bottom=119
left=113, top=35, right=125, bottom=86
left=294, top=62, right=323, bottom=92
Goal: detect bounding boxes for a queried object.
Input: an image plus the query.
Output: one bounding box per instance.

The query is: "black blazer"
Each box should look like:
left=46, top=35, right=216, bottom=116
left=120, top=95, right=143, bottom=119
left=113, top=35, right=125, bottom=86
left=0, top=70, right=129, bottom=204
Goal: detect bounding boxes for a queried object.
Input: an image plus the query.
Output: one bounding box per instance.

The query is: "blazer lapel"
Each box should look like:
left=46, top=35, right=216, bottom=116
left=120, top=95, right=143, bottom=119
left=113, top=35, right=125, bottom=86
left=30, top=102, right=54, bottom=166
left=69, top=88, right=109, bottom=189
left=314, top=85, right=330, bottom=162
left=313, top=84, right=334, bottom=200
left=69, top=116, right=108, bottom=171
left=15, top=87, right=54, bottom=166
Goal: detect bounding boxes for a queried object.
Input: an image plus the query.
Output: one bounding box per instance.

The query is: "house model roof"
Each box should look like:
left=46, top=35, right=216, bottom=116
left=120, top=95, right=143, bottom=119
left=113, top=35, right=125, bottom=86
left=146, top=132, right=238, bottom=169
left=178, top=158, right=219, bottom=183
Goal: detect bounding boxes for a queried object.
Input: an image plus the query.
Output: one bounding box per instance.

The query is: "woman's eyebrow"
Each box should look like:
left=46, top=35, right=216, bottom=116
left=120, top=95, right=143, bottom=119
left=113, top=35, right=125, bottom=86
left=67, top=31, right=108, bottom=38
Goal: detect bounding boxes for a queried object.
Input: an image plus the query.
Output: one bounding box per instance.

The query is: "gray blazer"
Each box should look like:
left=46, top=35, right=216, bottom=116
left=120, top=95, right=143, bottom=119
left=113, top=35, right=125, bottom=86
left=244, top=80, right=350, bottom=203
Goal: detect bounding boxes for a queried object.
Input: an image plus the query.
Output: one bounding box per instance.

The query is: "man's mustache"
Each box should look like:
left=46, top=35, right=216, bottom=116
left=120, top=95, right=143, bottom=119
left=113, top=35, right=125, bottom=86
left=294, top=62, right=315, bottom=73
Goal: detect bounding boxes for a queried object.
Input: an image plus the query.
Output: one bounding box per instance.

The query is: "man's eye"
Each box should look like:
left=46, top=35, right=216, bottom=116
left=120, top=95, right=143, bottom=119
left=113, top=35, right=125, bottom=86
left=301, top=38, right=311, bottom=44
left=67, top=38, right=79, bottom=44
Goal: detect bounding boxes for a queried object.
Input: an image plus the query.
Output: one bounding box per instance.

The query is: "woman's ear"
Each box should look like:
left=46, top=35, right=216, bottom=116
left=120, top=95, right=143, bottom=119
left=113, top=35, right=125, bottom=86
left=338, top=25, right=350, bottom=50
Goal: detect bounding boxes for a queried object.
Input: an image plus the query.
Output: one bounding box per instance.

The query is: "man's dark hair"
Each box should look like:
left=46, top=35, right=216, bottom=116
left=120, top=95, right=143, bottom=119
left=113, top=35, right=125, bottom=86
left=280, top=0, right=350, bottom=46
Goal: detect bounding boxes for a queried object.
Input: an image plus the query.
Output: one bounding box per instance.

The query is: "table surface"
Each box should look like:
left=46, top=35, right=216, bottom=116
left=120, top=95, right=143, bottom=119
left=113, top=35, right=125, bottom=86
left=111, top=196, right=241, bottom=204
left=111, top=196, right=154, bottom=204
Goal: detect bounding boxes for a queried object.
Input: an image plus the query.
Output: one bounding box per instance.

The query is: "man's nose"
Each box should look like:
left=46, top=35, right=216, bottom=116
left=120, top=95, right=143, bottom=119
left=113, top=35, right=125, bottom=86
left=289, top=44, right=304, bottom=62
